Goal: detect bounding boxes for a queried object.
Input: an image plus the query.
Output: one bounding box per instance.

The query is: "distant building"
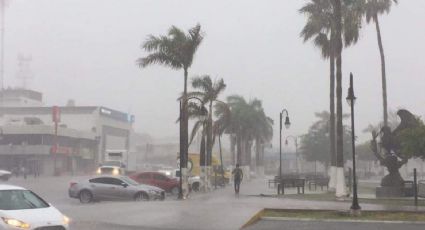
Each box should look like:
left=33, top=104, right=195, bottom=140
left=0, top=88, right=43, bottom=107
left=0, top=89, right=135, bottom=175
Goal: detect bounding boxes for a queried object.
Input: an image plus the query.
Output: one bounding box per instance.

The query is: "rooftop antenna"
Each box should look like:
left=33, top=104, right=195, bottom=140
left=15, top=54, right=33, bottom=89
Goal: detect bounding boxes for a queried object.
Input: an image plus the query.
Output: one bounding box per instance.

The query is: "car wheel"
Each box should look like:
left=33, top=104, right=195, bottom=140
left=79, top=190, right=93, bottom=203
left=192, top=182, right=200, bottom=192
left=134, top=192, right=149, bottom=201
left=171, top=186, right=179, bottom=195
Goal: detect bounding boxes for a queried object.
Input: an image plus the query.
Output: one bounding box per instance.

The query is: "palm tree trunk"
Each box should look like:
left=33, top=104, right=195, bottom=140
left=200, top=131, right=206, bottom=167
left=206, top=102, right=213, bottom=166
left=205, top=102, right=213, bottom=190
left=200, top=130, right=207, bottom=191
left=180, top=67, right=189, bottom=197
left=331, top=0, right=347, bottom=197
left=236, top=132, right=242, bottom=165
left=218, top=134, right=225, bottom=185
left=246, top=140, right=252, bottom=168
left=329, top=35, right=337, bottom=191
left=230, top=135, right=236, bottom=165
left=374, top=14, right=388, bottom=127
left=255, top=139, right=260, bottom=171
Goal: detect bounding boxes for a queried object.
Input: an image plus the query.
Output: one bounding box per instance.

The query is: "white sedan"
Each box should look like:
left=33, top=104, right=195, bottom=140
left=0, top=185, right=69, bottom=230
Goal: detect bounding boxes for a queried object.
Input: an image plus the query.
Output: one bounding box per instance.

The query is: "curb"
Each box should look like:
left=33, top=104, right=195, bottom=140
left=260, top=216, right=425, bottom=225
left=240, top=209, right=265, bottom=229
left=241, top=208, right=425, bottom=228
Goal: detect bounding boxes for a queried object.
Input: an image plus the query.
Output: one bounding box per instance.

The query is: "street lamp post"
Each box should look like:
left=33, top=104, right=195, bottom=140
left=346, top=73, right=361, bottom=214
left=279, top=109, right=291, bottom=180
left=285, top=135, right=299, bottom=175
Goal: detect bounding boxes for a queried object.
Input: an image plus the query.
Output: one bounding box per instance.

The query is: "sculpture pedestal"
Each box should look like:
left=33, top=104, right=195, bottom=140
left=376, top=186, right=404, bottom=198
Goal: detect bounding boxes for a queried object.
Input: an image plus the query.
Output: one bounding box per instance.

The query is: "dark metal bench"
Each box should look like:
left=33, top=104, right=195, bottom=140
left=307, top=177, right=330, bottom=191
left=277, top=178, right=305, bottom=195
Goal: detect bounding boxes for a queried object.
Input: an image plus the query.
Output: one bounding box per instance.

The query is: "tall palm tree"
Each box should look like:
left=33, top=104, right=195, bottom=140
left=330, top=0, right=346, bottom=197
left=137, top=24, right=204, bottom=198
left=225, top=95, right=251, bottom=165
left=187, top=102, right=208, bottom=169
left=361, top=0, right=398, bottom=127
left=251, top=102, right=273, bottom=174
left=187, top=75, right=226, bottom=190
left=188, top=75, right=226, bottom=167
left=300, top=0, right=362, bottom=193
left=220, top=95, right=273, bottom=175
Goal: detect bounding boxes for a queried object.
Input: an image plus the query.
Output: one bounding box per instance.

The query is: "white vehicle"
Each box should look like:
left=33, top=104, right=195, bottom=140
left=171, top=169, right=202, bottom=192
left=0, top=170, right=11, bottom=181
left=103, top=150, right=137, bottom=172
left=96, top=165, right=125, bottom=176
left=0, top=184, right=69, bottom=229
left=105, top=150, right=127, bottom=162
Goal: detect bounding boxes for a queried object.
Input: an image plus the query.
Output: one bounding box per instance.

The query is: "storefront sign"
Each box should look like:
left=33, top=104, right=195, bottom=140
left=52, top=106, right=61, bottom=122
left=50, top=145, right=72, bottom=155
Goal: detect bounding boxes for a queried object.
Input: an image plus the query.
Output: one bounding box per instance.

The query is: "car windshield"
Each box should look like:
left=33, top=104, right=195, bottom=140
left=120, top=176, right=139, bottom=186
left=0, top=190, right=50, bottom=210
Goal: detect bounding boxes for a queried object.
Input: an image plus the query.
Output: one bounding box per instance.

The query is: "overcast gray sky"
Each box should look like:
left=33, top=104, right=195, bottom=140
left=3, top=0, right=425, bottom=145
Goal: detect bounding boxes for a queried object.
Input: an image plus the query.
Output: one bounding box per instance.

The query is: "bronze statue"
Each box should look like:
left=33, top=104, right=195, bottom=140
left=370, top=109, right=418, bottom=187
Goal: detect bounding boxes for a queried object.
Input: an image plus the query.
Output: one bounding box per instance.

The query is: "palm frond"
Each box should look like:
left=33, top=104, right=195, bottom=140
left=137, top=52, right=182, bottom=69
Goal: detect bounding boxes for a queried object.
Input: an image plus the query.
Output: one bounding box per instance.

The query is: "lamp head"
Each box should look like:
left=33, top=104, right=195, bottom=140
left=284, top=116, right=291, bottom=129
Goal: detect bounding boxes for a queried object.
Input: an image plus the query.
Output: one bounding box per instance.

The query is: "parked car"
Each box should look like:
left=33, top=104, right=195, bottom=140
left=171, top=169, right=202, bottom=192
left=0, top=170, right=12, bottom=181
left=68, top=175, right=165, bottom=203
left=129, top=172, right=180, bottom=195
left=0, top=184, right=70, bottom=230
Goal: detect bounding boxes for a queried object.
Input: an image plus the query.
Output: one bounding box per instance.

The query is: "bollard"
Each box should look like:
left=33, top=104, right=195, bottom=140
left=414, top=168, right=418, bottom=207
left=348, top=167, right=352, bottom=193
left=214, top=171, right=217, bottom=190
left=277, top=183, right=280, bottom=195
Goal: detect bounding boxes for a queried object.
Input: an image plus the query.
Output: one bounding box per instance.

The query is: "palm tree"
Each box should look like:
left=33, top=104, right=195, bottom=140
left=220, top=95, right=273, bottom=175
left=187, top=101, right=208, bottom=169
left=137, top=24, right=204, bottom=198
left=251, top=102, right=273, bottom=175
left=187, top=75, right=226, bottom=190
left=361, top=0, right=398, bottom=127
left=300, top=0, right=362, bottom=193
left=225, top=95, right=251, bottom=165
left=189, top=75, right=226, bottom=167
left=213, top=101, right=232, bottom=185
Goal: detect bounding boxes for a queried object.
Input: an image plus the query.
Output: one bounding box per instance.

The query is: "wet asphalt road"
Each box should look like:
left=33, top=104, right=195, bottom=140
left=4, top=175, right=425, bottom=230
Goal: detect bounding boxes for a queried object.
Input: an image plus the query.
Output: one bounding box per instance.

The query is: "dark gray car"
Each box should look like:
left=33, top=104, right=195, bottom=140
left=68, top=175, right=165, bottom=203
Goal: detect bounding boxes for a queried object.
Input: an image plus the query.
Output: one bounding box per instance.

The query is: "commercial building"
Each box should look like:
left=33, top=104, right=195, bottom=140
left=0, top=89, right=135, bottom=175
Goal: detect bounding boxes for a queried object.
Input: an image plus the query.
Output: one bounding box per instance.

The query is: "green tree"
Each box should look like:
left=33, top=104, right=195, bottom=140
left=137, top=24, right=204, bottom=196
left=399, top=119, right=425, bottom=160
left=300, top=111, right=351, bottom=170
left=361, top=0, right=398, bottom=127
left=356, top=142, right=377, bottom=176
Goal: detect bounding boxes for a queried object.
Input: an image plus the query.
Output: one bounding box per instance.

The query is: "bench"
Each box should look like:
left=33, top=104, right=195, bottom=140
left=277, top=178, right=305, bottom=195
left=307, top=177, right=330, bottom=191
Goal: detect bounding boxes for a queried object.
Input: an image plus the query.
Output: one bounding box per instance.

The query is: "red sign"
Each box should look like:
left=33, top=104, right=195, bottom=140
left=52, top=106, right=61, bottom=122
left=50, top=145, right=72, bottom=155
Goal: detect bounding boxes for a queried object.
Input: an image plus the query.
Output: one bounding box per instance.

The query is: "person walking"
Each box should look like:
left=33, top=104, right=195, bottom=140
left=232, top=164, right=243, bottom=195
